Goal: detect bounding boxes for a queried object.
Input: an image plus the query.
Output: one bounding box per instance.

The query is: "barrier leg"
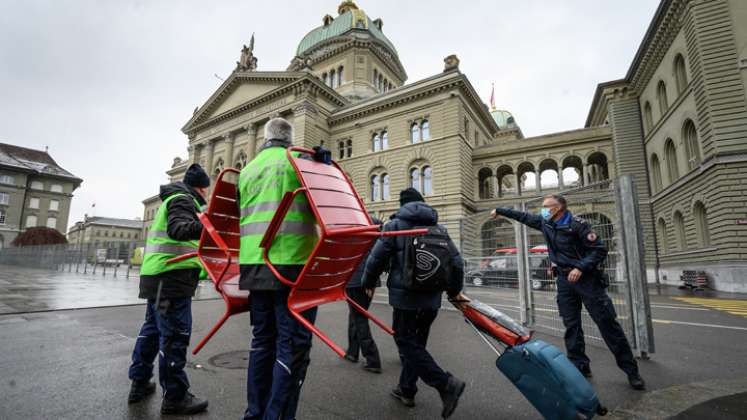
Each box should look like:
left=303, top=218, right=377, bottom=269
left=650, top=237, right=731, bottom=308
left=192, top=310, right=231, bottom=355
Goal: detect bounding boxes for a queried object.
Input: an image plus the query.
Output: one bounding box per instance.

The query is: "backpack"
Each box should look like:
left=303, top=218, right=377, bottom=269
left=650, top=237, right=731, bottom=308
left=402, top=225, right=453, bottom=291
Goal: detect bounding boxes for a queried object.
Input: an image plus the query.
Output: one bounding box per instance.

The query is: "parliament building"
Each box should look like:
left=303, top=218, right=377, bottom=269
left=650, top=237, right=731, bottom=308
left=146, top=0, right=747, bottom=292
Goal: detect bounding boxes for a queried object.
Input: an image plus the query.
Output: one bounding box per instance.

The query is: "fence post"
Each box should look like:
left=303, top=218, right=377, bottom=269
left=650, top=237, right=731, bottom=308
left=515, top=202, right=533, bottom=326
left=125, top=242, right=133, bottom=279
left=616, top=175, right=655, bottom=358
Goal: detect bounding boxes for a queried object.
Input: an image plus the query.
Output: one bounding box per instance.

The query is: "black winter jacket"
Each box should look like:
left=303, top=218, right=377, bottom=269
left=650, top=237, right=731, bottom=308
left=493, top=208, right=607, bottom=276
left=139, top=182, right=206, bottom=300
left=362, top=202, right=464, bottom=310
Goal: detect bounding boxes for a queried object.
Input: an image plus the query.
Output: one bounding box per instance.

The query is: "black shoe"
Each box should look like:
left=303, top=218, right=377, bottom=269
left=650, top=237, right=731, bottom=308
left=628, top=373, right=646, bottom=391
left=438, top=375, right=466, bottom=419
left=128, top=380, right=156, bottom=404
left=343, top=354, right=358, bottom=363
left=390, top=387, right=415, bottom=408
left=362, top=363, right=382, bottom=374
left=578, top=366, right=593, bottom=378
left=161, top=392, right=209, bottom=415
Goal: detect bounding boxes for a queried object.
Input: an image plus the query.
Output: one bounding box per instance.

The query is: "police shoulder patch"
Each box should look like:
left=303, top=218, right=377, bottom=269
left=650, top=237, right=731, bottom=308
left=587, top=232, right=598, bottom=242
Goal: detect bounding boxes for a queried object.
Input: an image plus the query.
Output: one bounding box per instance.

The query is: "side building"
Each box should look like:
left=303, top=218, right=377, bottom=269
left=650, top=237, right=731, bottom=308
left=0, top=142, right=82, bottom=249
left=67, top=216, right=144, bottom=246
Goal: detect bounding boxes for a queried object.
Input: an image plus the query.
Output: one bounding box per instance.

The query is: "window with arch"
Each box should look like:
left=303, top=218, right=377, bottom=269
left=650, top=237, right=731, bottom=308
left=410, top=122, right=420, bottom=144
left=664, top=138, right=679, bottom=183
left=330, top=69, right=337, bottom=88
left=338, top=141, right=346, bottom=160
left=478, top=167, right=493, bottom=199
left=369, top=171, right=390, bottom=201
left=346, top=139, right=352, bottom=158
left=370, top=175, right=380, bottom=202
left=674, top=54, right=688, bottom=95
left=382, top=173, right=390, bottom=200
left=643, top=102, right=653, bottom=133
left=421, top=120, right=430, bottom=141
left=213, top=158, right=224, bottom=177
left=495, top=165, right=515, bottom=197
left=373, top=69, right=378, bottom=86
left=381, top=130, right=388, bottom=150
left=410, top=167, right=420, bottom=191
left=682, top=119, right=701, bottom=170
left=321, top=72, right=328, bottom=86
left=673, top=211, right=686, bottom=251
left=693, top=201, right=710, bottom=247
left=235, top=151, right=248, bottom=169
left=378, top=74, right=384, bottom=92
left=657, top=80, right=669, bottom=116
left=422, top=166, right=432, bottom=195
left=337, top=66, right=343, bottom=87
left=651, top=154, right=663, bottom=193
left=372, top=133, right=381, bottom=152
left=657, top=218, right=668, bottom=254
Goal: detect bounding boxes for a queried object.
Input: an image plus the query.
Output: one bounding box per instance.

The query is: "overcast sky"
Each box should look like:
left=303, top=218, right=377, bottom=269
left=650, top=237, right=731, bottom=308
left=0, top=0, right=659, bottom=227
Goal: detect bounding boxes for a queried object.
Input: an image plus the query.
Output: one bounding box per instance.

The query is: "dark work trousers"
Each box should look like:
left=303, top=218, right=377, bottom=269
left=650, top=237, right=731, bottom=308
left=392, top=308, right=450, bottom=399
left=243, top=290, right=318, bottom=420
left=345, top=287, right=381, bottom=367
left=128, top=298, right=192, bottom=401
left=556, top=273, right=638, bottom=376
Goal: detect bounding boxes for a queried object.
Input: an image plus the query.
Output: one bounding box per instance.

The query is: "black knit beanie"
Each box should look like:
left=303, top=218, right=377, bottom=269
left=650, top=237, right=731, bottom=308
left=183, top=163, right=210, bottom=188
left=399, top=188, right=424, bottom=206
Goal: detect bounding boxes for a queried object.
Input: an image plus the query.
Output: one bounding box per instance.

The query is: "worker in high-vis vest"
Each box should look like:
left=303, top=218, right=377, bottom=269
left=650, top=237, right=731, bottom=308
left=239, top=117, right=329, bottom=420
left=127, top=163, right=210, bottom=415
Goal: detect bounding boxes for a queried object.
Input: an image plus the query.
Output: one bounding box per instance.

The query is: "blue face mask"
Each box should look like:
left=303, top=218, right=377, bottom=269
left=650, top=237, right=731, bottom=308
left=540, top=207, right=553, bottom=220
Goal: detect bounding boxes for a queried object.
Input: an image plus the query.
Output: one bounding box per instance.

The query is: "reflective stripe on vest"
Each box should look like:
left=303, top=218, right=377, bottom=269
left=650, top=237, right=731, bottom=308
left=238, top=147, right=318, bottom=265
left=140, top=193, right=203, bottom=276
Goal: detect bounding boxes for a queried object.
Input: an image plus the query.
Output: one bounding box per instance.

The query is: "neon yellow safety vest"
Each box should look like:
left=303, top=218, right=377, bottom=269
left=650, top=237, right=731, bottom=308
left=238, top=146, right=318, bottom=265
left=140, top=193, right=203, bottom=276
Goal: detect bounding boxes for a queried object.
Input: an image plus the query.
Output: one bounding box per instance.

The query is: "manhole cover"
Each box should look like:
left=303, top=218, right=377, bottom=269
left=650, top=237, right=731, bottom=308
left=208, top=350, right=249, bottom=370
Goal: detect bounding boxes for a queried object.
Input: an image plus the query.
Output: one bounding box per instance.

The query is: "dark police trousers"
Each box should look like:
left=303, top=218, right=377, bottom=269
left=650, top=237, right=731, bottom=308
left=393, top=308, right=451, bottom=398
left=243, top=290, right=318, bottom=420
left=345, top=287, right=381, bottom=367
left=128, top=298, right=192, bottom=401
left=556, top=273, right=638, bottom=376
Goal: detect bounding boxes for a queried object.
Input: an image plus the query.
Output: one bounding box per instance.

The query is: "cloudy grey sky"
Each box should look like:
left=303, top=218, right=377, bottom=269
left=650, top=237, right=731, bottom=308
left=0, top=0, right=659, bottom=227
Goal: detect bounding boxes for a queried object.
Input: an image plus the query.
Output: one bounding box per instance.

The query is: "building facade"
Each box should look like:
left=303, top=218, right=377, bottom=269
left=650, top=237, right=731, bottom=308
left=67, top=216, right=144, bottom=246
left=0, top=143, right=82, bottom=249
left=153, top=0, right=747, bottom=292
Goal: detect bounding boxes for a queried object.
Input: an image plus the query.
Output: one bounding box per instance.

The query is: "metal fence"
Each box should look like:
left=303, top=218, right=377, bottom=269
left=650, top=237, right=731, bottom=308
left=459, top=176, right=654, bottom=356
left=0, top=240, right=146, bottom=279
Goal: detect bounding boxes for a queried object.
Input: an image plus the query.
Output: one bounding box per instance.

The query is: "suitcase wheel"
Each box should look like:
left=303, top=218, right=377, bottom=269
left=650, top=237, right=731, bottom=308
left=597, top=405, right=608, bottom=416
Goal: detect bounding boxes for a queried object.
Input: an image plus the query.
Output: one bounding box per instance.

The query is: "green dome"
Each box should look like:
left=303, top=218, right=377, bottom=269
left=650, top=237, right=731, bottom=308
left=296, top=5, right=398, bottom=57
left=491, top=109, right=516, bottom=130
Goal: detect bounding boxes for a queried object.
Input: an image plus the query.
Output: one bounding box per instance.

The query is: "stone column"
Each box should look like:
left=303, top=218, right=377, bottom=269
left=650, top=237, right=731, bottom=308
left=558, top=167, right=564, bottom=190
left=246, top=125, right=258, bottom=160
left=516, top=173, right=522, bottom=196
left=535, top=169, right=542, bottom=193
left=224, top=133, right=235, bottom=168
left=583, top=164, right=590, bottom=185
left=191, top=143, right=203, bottom=165
left=205, top=139, right=215, bottom=176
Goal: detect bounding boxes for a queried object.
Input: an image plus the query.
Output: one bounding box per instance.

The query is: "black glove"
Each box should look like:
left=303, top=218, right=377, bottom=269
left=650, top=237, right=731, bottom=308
left=312, top=146, right=332, bottom=165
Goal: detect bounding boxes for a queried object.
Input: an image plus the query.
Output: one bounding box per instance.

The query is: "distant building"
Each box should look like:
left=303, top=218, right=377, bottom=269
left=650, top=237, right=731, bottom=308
left=0, top=143, right=82, bottom=249
left=67, top=216, right=144, bottom=245
left=141, top=194, right=161, bottom=240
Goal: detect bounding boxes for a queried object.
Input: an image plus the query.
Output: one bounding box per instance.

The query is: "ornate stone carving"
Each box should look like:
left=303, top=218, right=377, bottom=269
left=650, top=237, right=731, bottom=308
left=444, top=54, right=460, bottom=72
left=236, top=34, right=258, bottom=71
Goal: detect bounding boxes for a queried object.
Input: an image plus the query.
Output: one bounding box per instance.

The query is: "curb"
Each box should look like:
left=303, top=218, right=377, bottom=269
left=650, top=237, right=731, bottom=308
left=606, top=377, right=747, bottom=419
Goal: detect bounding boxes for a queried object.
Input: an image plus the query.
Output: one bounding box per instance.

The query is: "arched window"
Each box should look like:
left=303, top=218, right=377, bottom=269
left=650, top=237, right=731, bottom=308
left=664, top=138, right=679, bottom=183
left=657, top=80, right=669, bottom=116
left=410, top=123, right=420, bottom=144
left=235, top=151, right=248, bottom=169
left=346, top=139, right=352, bottom=158
left=673, top=211, right=686, bottom=251
left=378, top=74, right=384, bottom=92
left=657, top=218, right=668, bottom=254
left=693, top=201, right=710, bottom=247
left=410, top=168, right=420, bottom=192
left=372, top=133, right=381, bottom=152
left=682, top=119, right=701, bottom=170
left=371, top=175, right=380, bottom=201
left=421, top=120, right=430, bottom=141
left=422, top=166, right=433, bottom=195
left=330, top=69, right=337, bottom=88
left=496, top=165, right=515, bottom=197
left=338, top=141, right=345, bottom=160
left=478, top=168, right=493, bottom=199
left=381, top=131, right=388, bottom=150
left=337, top=66, right=343, bottom=87
left=539, top=159, right=559, bottom=189
left=382, top=174, right=390, bottom=200
left=651, top=154, right=663, bottom=193
left=643, top=101, right=653, bottom=133
left=373, top=69, right=378, bottom=87
left=322, top=72, right=328, bottom=86
left=674, top=54, right=688, bottom=95
left=213, top=158, right=224, bottom=177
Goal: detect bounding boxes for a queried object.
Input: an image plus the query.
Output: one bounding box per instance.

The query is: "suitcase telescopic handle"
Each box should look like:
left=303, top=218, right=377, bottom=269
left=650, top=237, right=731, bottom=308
left=464, top=318, right=506, bottom=357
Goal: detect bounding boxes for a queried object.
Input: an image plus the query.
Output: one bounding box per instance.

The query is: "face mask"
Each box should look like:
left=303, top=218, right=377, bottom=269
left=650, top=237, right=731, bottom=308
left=540, top=207, right=554, bottom=221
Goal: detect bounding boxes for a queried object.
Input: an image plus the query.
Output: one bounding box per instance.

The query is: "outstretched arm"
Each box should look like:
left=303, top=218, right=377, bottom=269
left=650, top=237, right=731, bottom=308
left=492, top=207, right=544, bottom=231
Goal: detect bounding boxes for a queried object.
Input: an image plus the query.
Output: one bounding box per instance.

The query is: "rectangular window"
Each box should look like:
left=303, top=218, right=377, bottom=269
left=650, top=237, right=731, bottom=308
left=46, top=217, right=57, bottom=229
left=0, top=210, right=5, bottom=224
left=49, top=200, right=59, bottom=211
left=30, top=181, right=44, bottom=190
left=0, top=175, right=14, bottom=185
left=464, top=118, right=470, bottom=140
left=29, top=197, right=40, bottom=209
left=0, top=192, right=8, bottom=205
left=26, top=215, right=37, bottom=227
left=51, top=184, right=63, bottom=193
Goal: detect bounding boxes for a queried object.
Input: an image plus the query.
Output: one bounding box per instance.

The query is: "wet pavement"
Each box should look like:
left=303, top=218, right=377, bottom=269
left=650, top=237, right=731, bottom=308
left=0, top=264, right=219, bottom=314
left=1, top=266, right=747, bottom=419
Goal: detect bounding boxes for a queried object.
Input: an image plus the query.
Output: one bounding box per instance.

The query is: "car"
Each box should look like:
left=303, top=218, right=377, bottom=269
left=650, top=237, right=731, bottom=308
left=465, top=246, right=551, bottom=289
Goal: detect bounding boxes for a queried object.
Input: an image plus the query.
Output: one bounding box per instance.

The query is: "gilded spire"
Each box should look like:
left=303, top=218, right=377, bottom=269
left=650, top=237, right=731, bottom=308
left=338, top=0, right=359, bottom=15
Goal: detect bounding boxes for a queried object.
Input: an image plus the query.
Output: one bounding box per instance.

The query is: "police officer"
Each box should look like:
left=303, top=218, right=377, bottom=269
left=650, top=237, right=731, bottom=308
left=238, top=118, right=325, bottom=420
left=491, top=194, right=645, bottom=390
left=127, top=163, right=210, bottom=414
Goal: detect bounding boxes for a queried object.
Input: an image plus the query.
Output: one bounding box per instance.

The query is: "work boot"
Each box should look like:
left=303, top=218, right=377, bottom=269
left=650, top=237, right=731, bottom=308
left=161, top=392, right=209, bottom=415
left=438, top=374, right=466, bottom=419
left=578, top=365, right=593, bottom=378
left=127, top=380, right=156, bottom=404
left=362, top=363, right=382, bottom=374
left=390, top=387, right=415, bottom=408
left=343, top=353, right=358, bottom=363
left=628, top=373, right=646, bottom=391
